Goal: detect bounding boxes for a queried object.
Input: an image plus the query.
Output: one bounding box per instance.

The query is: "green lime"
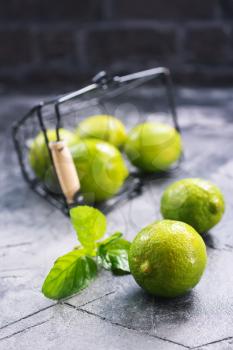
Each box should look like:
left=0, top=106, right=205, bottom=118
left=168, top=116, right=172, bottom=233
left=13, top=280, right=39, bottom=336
left=161, top=178, right=225, bottom=233
left=71, top=139, right=128, bottom=202
left=129, top=220, right=207, bottom=298
left=124, top=122, right=182, bottom=172
left=76, top=114, right=127, bottom=148
left=29, top=129, right=79, bottom=181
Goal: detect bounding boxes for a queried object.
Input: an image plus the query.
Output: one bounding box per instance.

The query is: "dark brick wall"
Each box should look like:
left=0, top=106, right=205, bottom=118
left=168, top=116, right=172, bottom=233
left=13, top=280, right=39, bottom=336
left=0, top=0, right=233, bottom=88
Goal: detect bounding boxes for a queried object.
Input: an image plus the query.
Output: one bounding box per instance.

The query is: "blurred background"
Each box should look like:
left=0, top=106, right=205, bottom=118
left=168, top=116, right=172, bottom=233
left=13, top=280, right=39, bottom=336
left=0, top=0, right=233, bottom=91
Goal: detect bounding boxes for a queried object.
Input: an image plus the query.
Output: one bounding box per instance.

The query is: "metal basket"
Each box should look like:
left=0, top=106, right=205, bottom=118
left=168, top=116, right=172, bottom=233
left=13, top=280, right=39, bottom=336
left=12, top=67, right=181, bottom=215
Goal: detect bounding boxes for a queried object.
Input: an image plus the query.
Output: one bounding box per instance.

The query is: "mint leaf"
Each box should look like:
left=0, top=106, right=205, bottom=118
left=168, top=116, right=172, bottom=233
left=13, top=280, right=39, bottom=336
left=97, top=233, right=131, bottom=275
left=98, top=232, right=122, bottom=246
left=70, top=206, right=107, bottom=253
left=42, top=249, right=97, bottom=300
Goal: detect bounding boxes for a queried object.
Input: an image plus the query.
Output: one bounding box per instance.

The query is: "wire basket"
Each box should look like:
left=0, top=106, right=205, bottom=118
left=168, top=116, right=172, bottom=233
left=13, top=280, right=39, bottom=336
left=12, top=67, right=182, bottom=215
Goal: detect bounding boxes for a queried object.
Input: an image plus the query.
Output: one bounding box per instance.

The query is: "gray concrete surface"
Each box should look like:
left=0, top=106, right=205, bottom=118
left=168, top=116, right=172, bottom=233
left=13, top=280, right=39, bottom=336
left=1, top=88, right=233, bottom=349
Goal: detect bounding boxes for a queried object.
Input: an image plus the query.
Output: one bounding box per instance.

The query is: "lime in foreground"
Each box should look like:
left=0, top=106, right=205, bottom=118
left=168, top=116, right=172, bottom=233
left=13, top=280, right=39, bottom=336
left=161, top=178, right=225, bottom=233
left=76, top=114, right=127, bottom=148
left=71, top=139, right=128, bottom=202
left=124, top=122, right=182, bottom=172
left=129, top=220, right=207, bottom=298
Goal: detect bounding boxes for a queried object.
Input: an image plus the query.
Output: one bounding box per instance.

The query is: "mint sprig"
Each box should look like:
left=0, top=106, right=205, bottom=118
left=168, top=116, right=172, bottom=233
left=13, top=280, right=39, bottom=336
left=42, top=206, right=131, bottom=300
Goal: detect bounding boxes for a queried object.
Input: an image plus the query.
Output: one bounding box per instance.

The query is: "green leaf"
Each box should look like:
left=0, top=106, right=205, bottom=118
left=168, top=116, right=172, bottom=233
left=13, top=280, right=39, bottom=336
left=98, top=232, right=122, bottom=247
left=97, top=233, right=131, bottom=275
left=42, top=249, right=97, bottom=300
left=70, top=206, right=107, bottom=253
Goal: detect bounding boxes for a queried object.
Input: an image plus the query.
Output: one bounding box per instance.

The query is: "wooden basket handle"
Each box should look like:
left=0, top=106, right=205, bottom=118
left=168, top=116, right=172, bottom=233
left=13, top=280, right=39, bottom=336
left=49, top=141, right=80, bottom=204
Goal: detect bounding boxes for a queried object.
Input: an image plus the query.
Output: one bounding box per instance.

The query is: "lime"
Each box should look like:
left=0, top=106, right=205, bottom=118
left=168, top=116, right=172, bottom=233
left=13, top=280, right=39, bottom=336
left=76, top=114, right=127, bottom=148
left=161, top=178, right=225, bottom=233
left=129, top=220, right=207, bottom=298
left=124, top=122, right=182, bottom=172
left=71, top=139, right=128, bottom=202
left=29, top=129, right=79, bottom=181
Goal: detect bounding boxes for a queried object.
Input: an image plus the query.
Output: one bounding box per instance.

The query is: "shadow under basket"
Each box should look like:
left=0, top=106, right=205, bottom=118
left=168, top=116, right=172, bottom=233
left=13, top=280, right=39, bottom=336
left=12, top=67, right=182, bottom=216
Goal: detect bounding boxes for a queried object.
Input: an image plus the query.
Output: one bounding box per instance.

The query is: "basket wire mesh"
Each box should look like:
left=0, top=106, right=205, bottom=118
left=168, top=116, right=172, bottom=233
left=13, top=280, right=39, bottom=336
left=12, top=67, right=182, bottom=215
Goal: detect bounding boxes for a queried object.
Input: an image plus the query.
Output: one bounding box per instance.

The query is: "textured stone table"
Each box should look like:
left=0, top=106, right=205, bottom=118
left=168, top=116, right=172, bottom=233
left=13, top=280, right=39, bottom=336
left=1, top=88, right=233, bottom=350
